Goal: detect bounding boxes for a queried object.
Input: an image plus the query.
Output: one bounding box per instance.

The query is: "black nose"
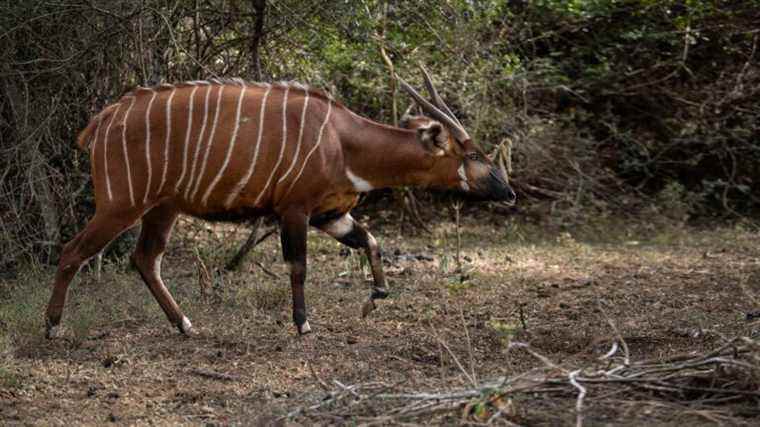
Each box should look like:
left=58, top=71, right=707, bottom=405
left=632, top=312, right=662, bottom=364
left=485, top=168, right=517, bottom=203
left=504, top=186, right=517, bottom=204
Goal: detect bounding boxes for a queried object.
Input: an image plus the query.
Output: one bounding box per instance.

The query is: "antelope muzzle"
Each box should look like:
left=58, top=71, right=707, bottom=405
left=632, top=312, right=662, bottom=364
left=475, top=166, right=516, bottom=204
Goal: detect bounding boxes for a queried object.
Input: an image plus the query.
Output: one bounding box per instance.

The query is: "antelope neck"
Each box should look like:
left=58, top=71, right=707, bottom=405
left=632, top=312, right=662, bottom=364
left=337, top=111, right=436, bottom=190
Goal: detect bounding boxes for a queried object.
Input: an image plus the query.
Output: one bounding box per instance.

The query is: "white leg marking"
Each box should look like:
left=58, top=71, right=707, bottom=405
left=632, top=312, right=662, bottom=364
left=325, top=213, right=354, bottom=238
left=47, top=325, right=61, bottom=338
left=181, top=316, right=193, bottom=333
left=253, top=86, right=289, bottom=206
left=222, top=84, right=273, bottom=208
left=156, top=88, right=177, bottom=196
left=102, top=104, right=123, bottom=201
left=143, top=89, right=158, bottom=204
left=283, top=100, right=332, bottom=198
left=175, top=85, right=200, bottom=193
left=299, top=320, right=311, bottom=334
left=121, top=96, right=137, bottom=206
left=345, top=168, right=374, bottom=192
left=367, top=232, right=378, bottom=249
left=190, top=85, right=225, bottom=201
left=185, top=85, right=212, bottom=199
left=152, top=253, right=163, bottom=277
left=277, top=90, right=309, bottom=184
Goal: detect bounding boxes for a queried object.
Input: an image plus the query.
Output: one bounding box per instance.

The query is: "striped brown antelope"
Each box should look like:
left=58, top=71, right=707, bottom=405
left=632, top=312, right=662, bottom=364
left=45, top=68, right=516, bottom=338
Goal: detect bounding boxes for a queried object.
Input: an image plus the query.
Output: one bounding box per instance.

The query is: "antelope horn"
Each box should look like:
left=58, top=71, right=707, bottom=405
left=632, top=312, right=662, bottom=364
left=402, top=103, right=416, bottom=118
left=418, top=63, right=463, bottom=128
left=397, top=76, right=471, bottom=142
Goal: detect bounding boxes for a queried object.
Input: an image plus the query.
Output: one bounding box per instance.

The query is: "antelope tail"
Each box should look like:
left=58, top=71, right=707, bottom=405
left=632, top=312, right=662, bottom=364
left=76, top=104, right=119, bottom=151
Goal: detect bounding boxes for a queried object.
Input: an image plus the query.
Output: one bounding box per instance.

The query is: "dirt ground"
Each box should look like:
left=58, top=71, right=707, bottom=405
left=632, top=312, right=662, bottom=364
left=1, top=211, right=759, bottom=425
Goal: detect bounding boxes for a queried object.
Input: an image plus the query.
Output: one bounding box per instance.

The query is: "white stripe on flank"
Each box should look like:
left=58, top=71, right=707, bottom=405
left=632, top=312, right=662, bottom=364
left=283, top=100, right=333, bottom=198
left=143, top=89, right=158, bottom=204
left=121, top=96, right=137, bottom=206
left=90, top=116, right=104, bottom=178
left=156, top=88, right=177, bottom=195
left=102, top=103, right=123, bottom=201
left=190, top=85, right=225, bottom=201
left=222, top=85, right=273, bottom=208
left=202, top=84, right=249, bottom=206
left=253, top=86, right=290, bottom=206
left=184, top=85, right=212, bottom=199
left=277, top=90, right=310, bottom=184
left=175, top=85, right=200, bottom=192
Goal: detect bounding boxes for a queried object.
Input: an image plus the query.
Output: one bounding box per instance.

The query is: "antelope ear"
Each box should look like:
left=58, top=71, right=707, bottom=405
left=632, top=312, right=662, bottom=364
left=417, top=122, right=449, bottom=156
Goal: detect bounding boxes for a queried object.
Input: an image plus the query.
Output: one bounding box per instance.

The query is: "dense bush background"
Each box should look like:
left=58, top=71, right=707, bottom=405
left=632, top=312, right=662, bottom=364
left=1, top=0, right=758, bottom=270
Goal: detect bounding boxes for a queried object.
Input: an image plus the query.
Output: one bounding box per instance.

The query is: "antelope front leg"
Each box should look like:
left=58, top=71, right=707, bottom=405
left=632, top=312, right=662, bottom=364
left=316, top=213, right=388, bottom=317
left=280, top=211, right=311, bottom=335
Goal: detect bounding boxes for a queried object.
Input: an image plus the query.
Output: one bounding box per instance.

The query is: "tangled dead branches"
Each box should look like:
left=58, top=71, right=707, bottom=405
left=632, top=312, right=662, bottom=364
left=286, top=335, right=760, bottom=425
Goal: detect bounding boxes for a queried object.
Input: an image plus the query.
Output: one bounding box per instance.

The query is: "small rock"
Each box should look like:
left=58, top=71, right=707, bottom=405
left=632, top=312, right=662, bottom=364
left=108, top=413, right=118, bottom=422
left=102, top=356, right=116, bottom=368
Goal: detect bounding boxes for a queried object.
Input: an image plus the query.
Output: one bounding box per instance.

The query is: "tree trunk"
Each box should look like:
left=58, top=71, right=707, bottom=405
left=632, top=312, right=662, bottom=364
left=250, top=0, right=267, bottom=81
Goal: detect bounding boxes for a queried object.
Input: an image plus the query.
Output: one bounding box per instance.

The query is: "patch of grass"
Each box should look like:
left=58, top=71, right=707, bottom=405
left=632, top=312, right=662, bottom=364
left=0, top=366, right=22, bottom=389
left=486, top=318, right=521, bottom=348
left=0, top=266, right=51, bottom=351
left=236, top=280, right=290, bottom=312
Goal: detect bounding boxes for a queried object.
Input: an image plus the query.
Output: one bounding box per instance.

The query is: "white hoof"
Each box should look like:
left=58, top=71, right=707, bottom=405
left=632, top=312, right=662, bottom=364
left=46, top=325, right=62, bottom=339
left=298, top=320, right=311, bottom=335
left=179, top=316, right=197, bottom=336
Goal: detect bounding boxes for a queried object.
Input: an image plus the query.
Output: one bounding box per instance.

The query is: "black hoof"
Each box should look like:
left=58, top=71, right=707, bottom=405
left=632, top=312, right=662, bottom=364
left=371, top=288, right=389, bottom=300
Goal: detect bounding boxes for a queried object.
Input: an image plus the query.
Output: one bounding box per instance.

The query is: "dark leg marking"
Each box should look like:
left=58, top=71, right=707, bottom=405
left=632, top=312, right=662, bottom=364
left=281, top=210, right=311, bottom=334
left=316, top=213, right=388, bottom=317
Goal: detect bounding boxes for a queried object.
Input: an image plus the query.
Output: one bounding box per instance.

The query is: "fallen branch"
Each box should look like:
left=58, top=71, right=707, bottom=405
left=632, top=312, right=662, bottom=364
left=189, top=368, right=239, bottom=382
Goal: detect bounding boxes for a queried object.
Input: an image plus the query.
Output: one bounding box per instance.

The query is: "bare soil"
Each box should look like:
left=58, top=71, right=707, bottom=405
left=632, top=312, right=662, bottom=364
left=1, top=213, right=759, bottom=425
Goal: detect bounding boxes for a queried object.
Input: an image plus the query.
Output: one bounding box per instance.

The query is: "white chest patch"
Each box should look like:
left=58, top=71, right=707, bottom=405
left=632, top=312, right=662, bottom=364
left=458, top=164, right=470, bottom=191
left=346, top=168, right=374, bottom=192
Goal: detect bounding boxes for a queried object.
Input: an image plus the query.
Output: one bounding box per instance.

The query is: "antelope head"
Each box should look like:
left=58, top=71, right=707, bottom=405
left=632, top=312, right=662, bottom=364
left=398, top=67, right=516, bottom=204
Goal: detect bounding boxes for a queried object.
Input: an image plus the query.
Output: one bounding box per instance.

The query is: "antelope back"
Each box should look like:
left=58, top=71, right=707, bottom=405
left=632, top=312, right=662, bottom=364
left=83, top=80, right=338, bottom=215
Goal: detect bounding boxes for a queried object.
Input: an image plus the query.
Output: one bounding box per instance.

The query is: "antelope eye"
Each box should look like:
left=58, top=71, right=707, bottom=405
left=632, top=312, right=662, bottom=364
left=466, top=152, right=481, bottom=161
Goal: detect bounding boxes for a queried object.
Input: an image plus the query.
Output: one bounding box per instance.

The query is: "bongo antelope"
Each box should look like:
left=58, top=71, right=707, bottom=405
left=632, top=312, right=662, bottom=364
left=45, top=68, right=516, bottom=337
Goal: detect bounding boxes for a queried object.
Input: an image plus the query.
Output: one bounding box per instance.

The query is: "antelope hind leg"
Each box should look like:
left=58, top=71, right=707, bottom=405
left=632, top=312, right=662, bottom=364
left=131, top=204, right=195, bottom=335
left=281, top=211, right=311, bottom=335
left=45, top=210, right=143, bottom=338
